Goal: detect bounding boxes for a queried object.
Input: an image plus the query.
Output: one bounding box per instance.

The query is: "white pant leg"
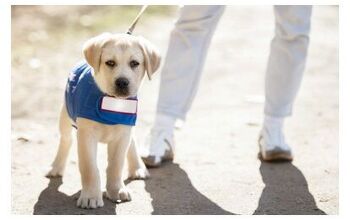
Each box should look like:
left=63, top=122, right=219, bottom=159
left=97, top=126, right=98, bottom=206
left=157, top=5, right=225, bottom=120
left=264, top=6, right=312, bottom=117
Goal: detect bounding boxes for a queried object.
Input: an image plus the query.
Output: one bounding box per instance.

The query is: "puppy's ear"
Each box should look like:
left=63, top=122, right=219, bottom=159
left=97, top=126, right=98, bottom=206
left=137, top=36, right=161, bottom=80
left=82, top=32, right=113, bottom=74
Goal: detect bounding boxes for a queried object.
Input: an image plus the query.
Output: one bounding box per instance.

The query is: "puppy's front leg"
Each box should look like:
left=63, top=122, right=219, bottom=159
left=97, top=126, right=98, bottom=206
left=76, top=127, right=103, bottom=209
left=106, top=136, right=131, bottom=203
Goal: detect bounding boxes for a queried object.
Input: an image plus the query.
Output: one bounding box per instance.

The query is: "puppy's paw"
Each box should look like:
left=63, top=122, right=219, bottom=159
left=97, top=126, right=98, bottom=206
left=128, top=167, right=150, bottom=180
left=46, top=166, right=64, bottom=178
left=77, top=190, right=104, bottom=209
left=105, top=187, right=131, bottom=203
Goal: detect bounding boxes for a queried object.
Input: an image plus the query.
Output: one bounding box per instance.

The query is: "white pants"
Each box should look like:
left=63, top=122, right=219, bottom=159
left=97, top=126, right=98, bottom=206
left=157, top=6, right=312, bottom=120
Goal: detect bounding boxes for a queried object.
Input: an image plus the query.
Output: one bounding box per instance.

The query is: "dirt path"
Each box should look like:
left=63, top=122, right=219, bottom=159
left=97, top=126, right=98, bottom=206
left=11, top=6, right=338, bottom=214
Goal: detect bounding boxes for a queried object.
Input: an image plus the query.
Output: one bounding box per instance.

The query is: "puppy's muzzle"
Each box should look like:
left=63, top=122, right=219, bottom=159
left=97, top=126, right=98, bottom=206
left=115, top=77, right=129, bottom=96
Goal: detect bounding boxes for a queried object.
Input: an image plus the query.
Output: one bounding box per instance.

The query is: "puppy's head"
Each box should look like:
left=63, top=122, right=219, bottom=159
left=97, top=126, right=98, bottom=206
left=83, top=33, right=161, bottom=98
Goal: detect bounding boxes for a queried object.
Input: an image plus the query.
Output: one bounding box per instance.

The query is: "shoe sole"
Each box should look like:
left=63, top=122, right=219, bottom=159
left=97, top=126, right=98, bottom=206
left=142, top=154, right=174, bottom=168
left=257, top=151, right=293, bottom=162
left=258, top=136, right=293, bottom=162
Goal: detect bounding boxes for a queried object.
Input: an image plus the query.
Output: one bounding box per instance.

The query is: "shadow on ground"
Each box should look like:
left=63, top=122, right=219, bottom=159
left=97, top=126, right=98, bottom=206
left=33, top=177, right=117, bottom=215
left=253, top=161, right=326, bottom=215
left=33, top=161, right=326, bottom=215
left=144, top=162, right=234, bottom=215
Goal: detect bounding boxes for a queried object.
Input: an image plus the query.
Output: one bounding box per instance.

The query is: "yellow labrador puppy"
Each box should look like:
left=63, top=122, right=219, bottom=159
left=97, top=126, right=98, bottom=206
left=47, top=33, right=161, bottom=209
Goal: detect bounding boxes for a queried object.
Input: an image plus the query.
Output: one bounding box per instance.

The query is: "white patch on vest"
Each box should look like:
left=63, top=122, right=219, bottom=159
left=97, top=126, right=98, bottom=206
left=101, top=96, right=137, bottom=114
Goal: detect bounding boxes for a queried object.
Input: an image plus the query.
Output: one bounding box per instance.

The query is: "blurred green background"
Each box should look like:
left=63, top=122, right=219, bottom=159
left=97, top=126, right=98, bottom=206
left=12, top=6, right=175, bottom=48
left=11, top=5, right=177, bottom=119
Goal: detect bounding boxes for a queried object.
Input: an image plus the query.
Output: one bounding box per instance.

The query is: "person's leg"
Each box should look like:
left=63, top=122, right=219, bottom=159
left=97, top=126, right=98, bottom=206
left=142, top=5, right=225, bottom=166
left=260, top=6, right=312, bottom=161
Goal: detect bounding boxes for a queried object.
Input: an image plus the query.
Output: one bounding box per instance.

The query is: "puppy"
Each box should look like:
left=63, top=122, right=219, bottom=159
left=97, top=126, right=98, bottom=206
left=46, top=33, right=161, bottom=209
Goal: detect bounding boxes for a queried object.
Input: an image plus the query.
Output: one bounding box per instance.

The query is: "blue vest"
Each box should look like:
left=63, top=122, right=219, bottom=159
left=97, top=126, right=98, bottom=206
left=65, top=61, right=137, bottom=126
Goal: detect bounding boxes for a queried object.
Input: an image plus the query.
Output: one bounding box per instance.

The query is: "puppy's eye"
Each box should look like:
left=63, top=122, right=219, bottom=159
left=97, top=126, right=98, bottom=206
left=105, top=60, right=116, bottom=67
left=130, top=60, right=139, bottom=68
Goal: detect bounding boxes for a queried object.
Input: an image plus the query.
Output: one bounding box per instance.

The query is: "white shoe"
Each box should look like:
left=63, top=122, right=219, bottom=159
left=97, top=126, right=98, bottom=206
left=258, top=116, right=293, bottom=162
left=141, top=128, right=175, bottom=167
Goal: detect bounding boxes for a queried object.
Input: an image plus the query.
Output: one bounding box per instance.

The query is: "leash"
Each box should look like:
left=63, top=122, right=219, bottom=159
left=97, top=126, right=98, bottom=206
left=126, top=5, right=148, bottom=35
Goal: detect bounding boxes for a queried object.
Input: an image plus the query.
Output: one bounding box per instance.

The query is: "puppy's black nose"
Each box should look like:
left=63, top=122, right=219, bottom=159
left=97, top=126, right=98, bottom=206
left=115, top=77, right=129, bottom=90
